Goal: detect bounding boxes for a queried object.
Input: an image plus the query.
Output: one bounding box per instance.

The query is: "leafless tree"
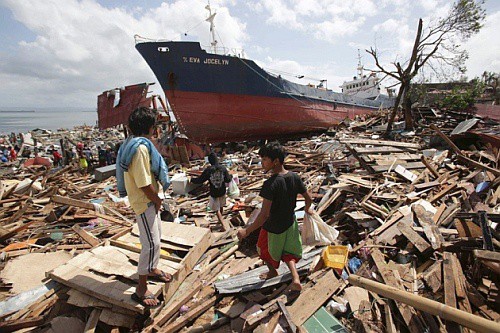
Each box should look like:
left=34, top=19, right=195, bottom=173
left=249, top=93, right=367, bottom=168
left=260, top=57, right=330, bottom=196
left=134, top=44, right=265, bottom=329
left=366, top=0, right=486, bottom=135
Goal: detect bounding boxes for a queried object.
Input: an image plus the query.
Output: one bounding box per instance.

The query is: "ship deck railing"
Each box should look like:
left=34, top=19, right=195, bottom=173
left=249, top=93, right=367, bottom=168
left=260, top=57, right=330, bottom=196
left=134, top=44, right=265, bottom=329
left=134, top=34, right=245, bottom=58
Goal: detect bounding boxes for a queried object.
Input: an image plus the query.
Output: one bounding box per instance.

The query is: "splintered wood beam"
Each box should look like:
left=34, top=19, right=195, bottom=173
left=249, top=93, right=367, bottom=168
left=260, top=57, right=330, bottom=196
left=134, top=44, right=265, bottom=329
left=449, top=253, right=473, bottom=333
left=345, top=144, right=375, bottom=173
left=370, top=249, right=426, bottom=333
left=429, top=183, right=457, bottom=204
left=52, top=195, right=95, bottom=210
left=0, top=316, right=46, bottom=332
left=443, top=252, right=461, bottom=332
left=421, top=156, right=440, bottom=178
left=348, top=275, right=500, bottom=333
left=341, top=138, right=421, bottom=149
left=474, top=249, right=500, bottom=262
left=84, top=308, right=102, bottom=333
left=429, top=124, right=462, bottom=155
left=72, top=224, right=100, bottom=247
left=159, top=296, right=217, bottom=333
left=429, top=124, right=500, bottom=176
left=287, top=269, right=341, bottom=327
left=5, top=200, right=31, bottom=225
left=397, top=221, right=431, bottom=253
left=413, top=205, right=444, bottom=250
left=143, top=274, right=203, bottom=332
left=277, top=300, right=296, bottom=333
left=457, top=155, right=500, bottom=177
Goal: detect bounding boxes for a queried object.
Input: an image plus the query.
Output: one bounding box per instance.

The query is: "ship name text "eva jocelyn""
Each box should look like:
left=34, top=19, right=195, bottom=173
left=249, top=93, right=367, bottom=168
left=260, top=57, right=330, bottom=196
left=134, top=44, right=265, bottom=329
left=182, top=56, right=229, bottom=65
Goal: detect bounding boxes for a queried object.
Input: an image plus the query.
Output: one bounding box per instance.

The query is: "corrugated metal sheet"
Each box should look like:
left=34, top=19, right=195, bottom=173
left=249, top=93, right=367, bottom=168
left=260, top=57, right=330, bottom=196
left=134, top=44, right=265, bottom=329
left=214, top=248, right=323, bottom=294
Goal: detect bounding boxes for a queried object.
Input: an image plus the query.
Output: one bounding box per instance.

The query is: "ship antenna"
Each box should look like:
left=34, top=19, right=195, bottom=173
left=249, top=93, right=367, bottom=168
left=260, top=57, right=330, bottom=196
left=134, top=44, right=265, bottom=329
left=205, top=2, right=218, bottom=54
left=357, top=49, right=363, bottom=78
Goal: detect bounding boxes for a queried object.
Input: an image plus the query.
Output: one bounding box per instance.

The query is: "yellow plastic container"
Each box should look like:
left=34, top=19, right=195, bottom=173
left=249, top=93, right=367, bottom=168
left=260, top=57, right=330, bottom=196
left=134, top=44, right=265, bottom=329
left=322, top=245, right=349, bottom=270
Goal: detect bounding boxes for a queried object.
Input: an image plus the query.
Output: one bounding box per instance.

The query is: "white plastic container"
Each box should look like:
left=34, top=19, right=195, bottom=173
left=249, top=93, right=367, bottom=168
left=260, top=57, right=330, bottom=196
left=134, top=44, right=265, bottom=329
left=171, top=172, right=200, bottom=195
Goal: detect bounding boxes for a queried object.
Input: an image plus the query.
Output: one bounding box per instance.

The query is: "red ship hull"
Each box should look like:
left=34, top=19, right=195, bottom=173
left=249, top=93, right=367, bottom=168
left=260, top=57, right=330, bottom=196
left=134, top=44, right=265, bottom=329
left=166, top=90, right=376, bottom=143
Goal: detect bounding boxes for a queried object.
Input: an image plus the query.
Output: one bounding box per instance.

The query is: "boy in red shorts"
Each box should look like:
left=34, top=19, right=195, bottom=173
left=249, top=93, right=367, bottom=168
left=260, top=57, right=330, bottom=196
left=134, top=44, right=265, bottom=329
left=237, top=142, right=312, bottom=291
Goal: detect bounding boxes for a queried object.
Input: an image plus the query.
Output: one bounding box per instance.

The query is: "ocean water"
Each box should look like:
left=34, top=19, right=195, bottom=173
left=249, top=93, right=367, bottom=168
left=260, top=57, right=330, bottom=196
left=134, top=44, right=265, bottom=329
left=0, top=108, right=97, bottom=135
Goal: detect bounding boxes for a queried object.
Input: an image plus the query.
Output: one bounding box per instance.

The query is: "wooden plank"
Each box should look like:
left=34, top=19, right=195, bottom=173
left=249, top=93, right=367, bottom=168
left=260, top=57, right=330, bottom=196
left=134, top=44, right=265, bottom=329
left=422, top=261, right=442, bottom=293
left=429, top=124, right=462, bottom=154
left=429, top=183, right=457, bottom=204
left=341, top=138, right=421, bottom=149
left=48, top=258, right=160, bottom=314
left=371, top=162, right=425, bottom=173
left=450, top=254, right=473, bottom=327
left=99, top=308, right=135, bottom=328
left=72, top=224, right=100, bottom=247
left=395, top=165, right=418, bottom=182
left=397, top=222, right=431, bottom=253
left=143, top=274, right=202, bottom=332
left=457, top=155, right=500, bottom=177
left=4, top=200, right=30, bottom=225
left=159, top=296, right=217, bottom=333
left=263, top=312, right=281, bottom=333
left=0, top=221, right=36, bottom=243
left=455, top=219, right=482, bottom=238
left=443, top=252, right=461, bottom=332
left=93, top=212, right=131, bottom=226
left=355, top=147, right=406, bottom=154
left=413, top=205, right=444, bottom=250
left=345, top=144, right=375, bottom=173
left=84, top=308, right=102, bottom=333
left=0, top=316, right=46, bottom=332
left=317, top=189, right=341, bottom=215
left=52, top=195, right=95, bottom=210
left=412, top=226, right=458, bottom=235
left=421, top=156, right=440, bottom=178
left=370, top=249, right=426, bottom=333
left=277, top=300, right=296, bottom=333
left=415, top=180, right=441, bottom=191
left=344, top=286, right=369, bottom=318
left=287, top=270, right=340, bottom=327
left=474, top=249, right=500, bottom=262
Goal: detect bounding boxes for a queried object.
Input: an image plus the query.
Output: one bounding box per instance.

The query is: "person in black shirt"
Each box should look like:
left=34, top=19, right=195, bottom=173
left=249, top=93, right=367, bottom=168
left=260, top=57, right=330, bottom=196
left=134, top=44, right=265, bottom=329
left=191, top=152, right=232, bottom=218
left=237, top=142, right=312, bottom=292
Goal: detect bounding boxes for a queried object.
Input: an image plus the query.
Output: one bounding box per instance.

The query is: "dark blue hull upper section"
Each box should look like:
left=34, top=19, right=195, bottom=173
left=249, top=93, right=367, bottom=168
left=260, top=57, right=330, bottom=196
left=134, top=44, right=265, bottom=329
left=135, top=41, right=393, bottom=109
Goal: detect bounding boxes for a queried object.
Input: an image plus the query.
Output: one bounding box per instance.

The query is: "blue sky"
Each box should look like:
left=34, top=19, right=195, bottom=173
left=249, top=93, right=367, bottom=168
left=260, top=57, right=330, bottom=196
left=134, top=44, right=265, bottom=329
left=0, top=0, right=499, bottom=108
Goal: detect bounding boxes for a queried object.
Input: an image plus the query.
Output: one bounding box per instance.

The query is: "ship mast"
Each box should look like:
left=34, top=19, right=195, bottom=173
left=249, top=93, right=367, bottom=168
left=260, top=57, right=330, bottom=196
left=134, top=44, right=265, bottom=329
left=205, top=2, right=218, bottom=54
left=357, top=49, right=363, bottom=78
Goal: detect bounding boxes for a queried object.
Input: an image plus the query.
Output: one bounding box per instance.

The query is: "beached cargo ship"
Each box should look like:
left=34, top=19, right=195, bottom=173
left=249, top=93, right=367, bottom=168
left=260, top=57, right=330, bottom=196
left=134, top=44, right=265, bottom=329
left=135, top=9, right=393, bottom=143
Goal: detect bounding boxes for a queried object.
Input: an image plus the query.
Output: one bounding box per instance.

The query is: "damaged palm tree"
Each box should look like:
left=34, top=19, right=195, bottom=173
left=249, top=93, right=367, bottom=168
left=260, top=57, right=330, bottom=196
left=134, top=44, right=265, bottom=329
left=366, top=0, right=486, bottom=135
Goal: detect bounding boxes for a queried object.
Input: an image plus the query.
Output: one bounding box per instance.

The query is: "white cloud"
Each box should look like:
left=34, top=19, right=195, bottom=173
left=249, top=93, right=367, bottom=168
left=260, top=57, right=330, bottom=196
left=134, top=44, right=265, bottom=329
left=252, top=0, right=376, bottom=43
left=0, top=0, right=247, bottom=107
left=322, top=0, right=377, bottom=17
left=464, top=10, right=500, bottom=77
left=261, top=0, right=304, bottom=30
left=379, top=0, right=411, bottom=17
left=257, top=56, right=348, bottom=90
left=312, top=17, right=366, bottom=43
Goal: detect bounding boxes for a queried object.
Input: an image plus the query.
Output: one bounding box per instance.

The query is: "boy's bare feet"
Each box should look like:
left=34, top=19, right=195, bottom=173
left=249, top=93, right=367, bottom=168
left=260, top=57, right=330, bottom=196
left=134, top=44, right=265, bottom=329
left=259, top=269, right=278, bottom=280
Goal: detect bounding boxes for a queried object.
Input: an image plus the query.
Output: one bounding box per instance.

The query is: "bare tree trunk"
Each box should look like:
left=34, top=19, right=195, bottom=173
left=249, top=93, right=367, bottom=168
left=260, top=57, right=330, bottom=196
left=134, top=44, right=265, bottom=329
left=384, top=85, right=405, bottom=137
left=403, top=89, right=414, bottom=130
left=384, top=19, right=422, bottom=137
